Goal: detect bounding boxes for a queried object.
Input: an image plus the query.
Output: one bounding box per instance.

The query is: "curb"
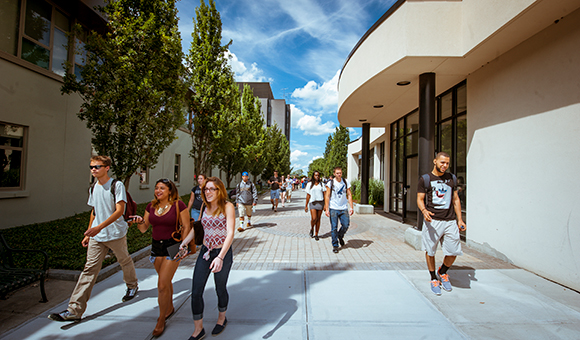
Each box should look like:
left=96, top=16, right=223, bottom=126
left=48, top=245, right=151, bottom=282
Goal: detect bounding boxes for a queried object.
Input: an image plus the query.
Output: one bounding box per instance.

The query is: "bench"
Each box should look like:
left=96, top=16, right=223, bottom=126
left=0, top=233, right=48, bottom=303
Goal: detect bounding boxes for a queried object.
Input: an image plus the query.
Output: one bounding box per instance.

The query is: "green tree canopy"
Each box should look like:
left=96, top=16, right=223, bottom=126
left=240, top=85, right=267, bottom=181
left=262, top=124, right=291, bottom=178
left=327, top=125, right=350, bottom=177
left=308, top=158, right=326, bottom=178
left=62, top=0, right=186, bottom=186
left=185, top=0, right=237, bottom=175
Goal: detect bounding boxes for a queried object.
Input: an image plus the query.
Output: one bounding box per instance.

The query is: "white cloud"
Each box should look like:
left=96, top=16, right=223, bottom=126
left=291, top=70, right=340, bottom=113
left=308, top=155, right=323, bottom=164
left=291, top=150, right=308, bottom=161
left=297, top=114, right=335, bottom=136
left=225, top=51, right=271, bottom=82
left=349, top=127, right=360, bottom=138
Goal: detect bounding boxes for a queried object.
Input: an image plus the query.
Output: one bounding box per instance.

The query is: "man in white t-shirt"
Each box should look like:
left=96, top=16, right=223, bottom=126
left=48, top=156, right=138, bottom=322
left=324, top=167, right=354, bottom=253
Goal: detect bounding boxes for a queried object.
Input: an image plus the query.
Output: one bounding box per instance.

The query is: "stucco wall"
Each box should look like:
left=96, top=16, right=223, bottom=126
left=466, top=8, right=580, bottom=291
left=0, top=59, right=195, bottom=229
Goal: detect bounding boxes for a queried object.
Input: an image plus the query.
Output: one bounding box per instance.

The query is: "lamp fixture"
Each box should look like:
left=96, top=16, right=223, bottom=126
left=397, top=81, right=411, bottom=86
left=373, top=104, right=383, bottom=108
left=359, top=119, right=367, bottom=122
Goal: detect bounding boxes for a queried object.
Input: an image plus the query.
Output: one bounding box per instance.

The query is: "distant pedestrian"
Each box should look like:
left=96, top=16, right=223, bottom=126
left=257, top=179, right=263, bottom=191
left=179, top=177, right=235, bottom=339
left=305, top=171, right=326, bottom=241
left=280, top=176, right=287, bottom=207
left=235, top=171, right=257, bottom=232
left=285, top=176, right=293, bottom=203
left=187, top=174, right=206, bottom=222
left=130, top=178, right=190, bottom=336
left=48, top=156, right=138, bottom=322
left=417, top=152, right=466, bottom=295
left=268, top=171, right=282, bottom=212
left=324, top=167, right=354, bottom=254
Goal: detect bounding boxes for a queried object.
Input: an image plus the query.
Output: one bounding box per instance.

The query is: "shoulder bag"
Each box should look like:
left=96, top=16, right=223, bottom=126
left=172, top=201, right=197, bottom=254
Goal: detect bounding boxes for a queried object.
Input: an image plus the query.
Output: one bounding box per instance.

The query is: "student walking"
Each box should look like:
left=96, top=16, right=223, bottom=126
left=178, top=177, right=235, bottom=340
left=280, top=176, right=287, bottom=207
left=305, top=171, right=326, bottom=241
left=235, top=171, right=257, bottom=232
left=324, top=167, right=354, bottom=254
left=268, top=171, right=282, bottom=212
left=130, top=179, right=190, bottom=336
left=48, top=156, right=138, bottom=322
left=417, top=152, right=466, bottom=295
left=187, top=174, right=206, bottom=221
left=285, top=176, right=294, bottom=203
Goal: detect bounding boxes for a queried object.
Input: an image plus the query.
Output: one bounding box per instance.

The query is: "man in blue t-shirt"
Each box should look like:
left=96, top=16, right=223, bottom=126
left=324, top=167, right=354, bottom=254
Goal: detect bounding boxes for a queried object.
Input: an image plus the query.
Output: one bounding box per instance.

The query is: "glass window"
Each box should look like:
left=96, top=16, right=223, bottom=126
left=440, top=120, right=452, bottom=155
left=440, top=92, right=452, bottom=120
left=457, top=84, right=467, bottom=114
left=24, top=0, right=52, bottom=46
left=406, top=110, right=419, bottom=134
left=140, top=166, right=149, bottom=185
left=52, top=28, right=68, bottom=76
left=21, top=37, right=50, bottom=69
left=174, top=154, right=181, bottom=183
left=0, top=0, right=21, bottom=55
left=0, top=122, right=26, bottom=190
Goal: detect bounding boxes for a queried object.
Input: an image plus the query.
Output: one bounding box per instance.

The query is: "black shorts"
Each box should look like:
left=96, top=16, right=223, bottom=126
left=151, top=238, right=179, bottom=257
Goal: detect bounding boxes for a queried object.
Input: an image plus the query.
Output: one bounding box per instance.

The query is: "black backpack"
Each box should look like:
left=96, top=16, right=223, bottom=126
left=90, top=179, right=137, bottom=222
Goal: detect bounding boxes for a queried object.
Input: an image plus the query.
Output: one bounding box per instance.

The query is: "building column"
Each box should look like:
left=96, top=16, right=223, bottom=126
left=417, top=73, right=436, bottom=230
left=361, top=123, right=370, bottom=205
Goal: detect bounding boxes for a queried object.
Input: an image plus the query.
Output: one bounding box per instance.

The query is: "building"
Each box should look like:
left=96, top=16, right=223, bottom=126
left=0, top=0, right=196, bottom=229
left=237, top=82, right=291, bottom=141
left=339, top=0, right=580, bottom=291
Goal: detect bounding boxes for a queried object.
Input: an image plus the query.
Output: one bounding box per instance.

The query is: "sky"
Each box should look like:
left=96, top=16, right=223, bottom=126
left=176, top=0, right=396, bottom=174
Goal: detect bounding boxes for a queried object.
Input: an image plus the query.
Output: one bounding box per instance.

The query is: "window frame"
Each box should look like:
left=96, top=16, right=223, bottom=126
left=0, top=121, right=28, bottom=192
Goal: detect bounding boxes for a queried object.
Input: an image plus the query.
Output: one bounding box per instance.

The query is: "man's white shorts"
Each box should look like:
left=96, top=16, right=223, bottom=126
left=422, top=219, right=463, bottom=257
left=238, top=204, right=253, bottom=218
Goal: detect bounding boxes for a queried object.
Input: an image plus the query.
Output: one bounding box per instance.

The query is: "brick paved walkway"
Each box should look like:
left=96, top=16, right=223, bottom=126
left=136, top=189, right=515, bottom=272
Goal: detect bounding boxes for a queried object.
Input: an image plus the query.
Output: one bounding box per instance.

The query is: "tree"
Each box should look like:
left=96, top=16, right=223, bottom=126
left=322, top=134, right=333, bottom=178
left=327, top=125, right=350, bottom=177
left=240, top=85, right=267, bottom=181
left=185, top=0, right=237, bottom=175
left=261, top=124, right=291, bottom=178
left=308, top=158, right=326, bottom=178
left=62, top=0, right=186, bottom=186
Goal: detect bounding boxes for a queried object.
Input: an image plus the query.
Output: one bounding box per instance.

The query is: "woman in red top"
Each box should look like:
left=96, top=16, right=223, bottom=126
left=131, top=178, right=190, bottom=337
left=178, top=177, right=235, bottom=340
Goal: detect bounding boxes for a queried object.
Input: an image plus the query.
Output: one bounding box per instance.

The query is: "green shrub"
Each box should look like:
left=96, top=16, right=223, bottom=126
left=1, top=194, right=190, bottom=271
left=350, top=178, right=384, bottom=207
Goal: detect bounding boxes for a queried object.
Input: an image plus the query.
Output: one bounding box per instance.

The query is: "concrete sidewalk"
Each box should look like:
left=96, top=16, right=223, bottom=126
left=2, top=190, right=580, bottom=339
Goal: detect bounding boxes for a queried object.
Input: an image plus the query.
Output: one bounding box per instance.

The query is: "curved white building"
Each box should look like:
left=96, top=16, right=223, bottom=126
left=339, top=0, right=580, bottom=291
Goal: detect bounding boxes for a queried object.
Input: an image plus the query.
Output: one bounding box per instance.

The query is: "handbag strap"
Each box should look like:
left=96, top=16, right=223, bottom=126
left=175, top=201, right=181, bottom=231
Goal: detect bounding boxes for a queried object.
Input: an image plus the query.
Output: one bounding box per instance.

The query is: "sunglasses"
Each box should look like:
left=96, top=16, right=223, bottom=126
left=89, top=165, right=105, bottom=170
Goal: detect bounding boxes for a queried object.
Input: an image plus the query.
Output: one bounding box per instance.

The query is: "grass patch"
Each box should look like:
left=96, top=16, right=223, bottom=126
left=1, top=195, right=190, bottom=271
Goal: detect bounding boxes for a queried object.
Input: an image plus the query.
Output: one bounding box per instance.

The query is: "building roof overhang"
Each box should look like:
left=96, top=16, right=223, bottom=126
left=338, top=0, right=580, bottom=128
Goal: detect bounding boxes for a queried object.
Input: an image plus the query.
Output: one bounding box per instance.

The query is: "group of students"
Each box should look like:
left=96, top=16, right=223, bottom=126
left=48, top=156, right=235, bottom=340
left=48, top=152, right=466, bottom=338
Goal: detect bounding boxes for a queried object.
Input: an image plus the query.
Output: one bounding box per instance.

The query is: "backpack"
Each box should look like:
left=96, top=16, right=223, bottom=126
left=328, top=178, right=349, bottom=201
left=235, top=181, right=255, bottom=202
left=421, top=173, right=457, bottom=192
left=91, top=179, right=137, bottom=222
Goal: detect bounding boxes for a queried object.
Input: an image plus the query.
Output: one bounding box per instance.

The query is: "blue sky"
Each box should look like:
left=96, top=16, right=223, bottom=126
left=176, top=0, right=396, bottom=173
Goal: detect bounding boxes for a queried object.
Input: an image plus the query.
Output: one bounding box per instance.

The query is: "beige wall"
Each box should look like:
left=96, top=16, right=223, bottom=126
left=0, top=58, right=195, bottom=229
left=466, top=7, right=580, bottom=291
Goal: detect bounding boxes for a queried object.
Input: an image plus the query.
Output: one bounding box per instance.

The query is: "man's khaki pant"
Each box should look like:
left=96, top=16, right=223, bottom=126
left=67, top=236, right=138, bottom=316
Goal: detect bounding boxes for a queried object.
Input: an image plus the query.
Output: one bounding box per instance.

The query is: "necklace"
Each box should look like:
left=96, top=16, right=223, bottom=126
left=157, top=204, right=170, bottom=215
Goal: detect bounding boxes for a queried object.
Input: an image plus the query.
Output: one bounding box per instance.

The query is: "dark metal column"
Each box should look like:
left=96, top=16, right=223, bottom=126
left=417, top=73, right=436, bottom=230
left=361, top=123, right=370, bottom=205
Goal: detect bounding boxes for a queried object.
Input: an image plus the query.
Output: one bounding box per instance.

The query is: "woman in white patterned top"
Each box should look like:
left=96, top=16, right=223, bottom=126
left=179, top=177, right=235, bottom=339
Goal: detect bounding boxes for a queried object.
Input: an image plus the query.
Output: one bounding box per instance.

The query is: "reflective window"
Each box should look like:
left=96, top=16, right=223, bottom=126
left=0, top=122, right=27, bottom=190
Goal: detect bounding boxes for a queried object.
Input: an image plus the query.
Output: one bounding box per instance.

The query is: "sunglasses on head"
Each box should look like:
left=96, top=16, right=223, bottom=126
left=89, top=165, right=105, bottom=170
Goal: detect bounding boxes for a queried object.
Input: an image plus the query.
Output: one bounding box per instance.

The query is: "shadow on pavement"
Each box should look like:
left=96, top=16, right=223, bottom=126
left=344, top=239, right=374, bottom=249
left=447, top=267, right=477, bottom=289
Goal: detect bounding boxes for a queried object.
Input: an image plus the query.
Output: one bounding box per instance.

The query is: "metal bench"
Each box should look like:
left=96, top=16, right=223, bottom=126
left=0, top=233, right=48, bottom=303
